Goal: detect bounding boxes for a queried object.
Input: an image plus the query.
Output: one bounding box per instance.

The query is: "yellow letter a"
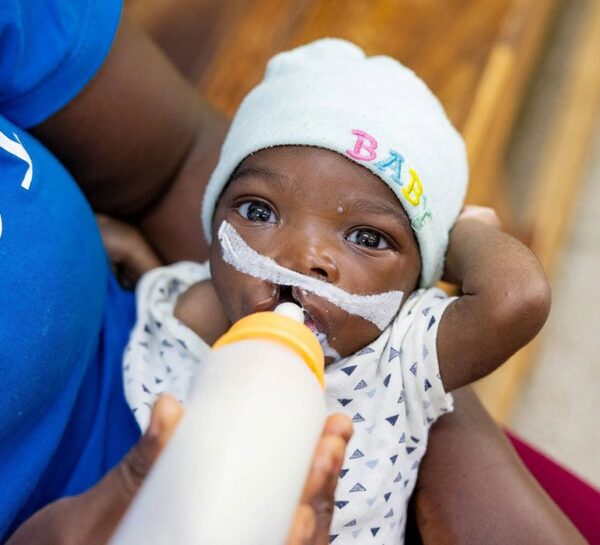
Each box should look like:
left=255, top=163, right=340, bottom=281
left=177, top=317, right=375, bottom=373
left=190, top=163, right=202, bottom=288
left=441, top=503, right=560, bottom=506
left=402, top=169, right=423, bottom=206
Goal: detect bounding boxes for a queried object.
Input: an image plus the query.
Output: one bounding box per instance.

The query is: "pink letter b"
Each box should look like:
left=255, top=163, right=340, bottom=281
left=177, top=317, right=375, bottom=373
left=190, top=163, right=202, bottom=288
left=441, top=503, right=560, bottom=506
left=345, top=129, right=378, bottom=161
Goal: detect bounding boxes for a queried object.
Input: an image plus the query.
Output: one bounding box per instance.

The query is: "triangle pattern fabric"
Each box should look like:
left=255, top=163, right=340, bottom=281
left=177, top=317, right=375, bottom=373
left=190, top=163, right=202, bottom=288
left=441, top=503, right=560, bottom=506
left=296, top=283, right=455, bottom=545
left=350, top=449, right=364, bottom=459
left=341, top=365, right=357, bottom=376
left=366, top=459, right=379, bottom=469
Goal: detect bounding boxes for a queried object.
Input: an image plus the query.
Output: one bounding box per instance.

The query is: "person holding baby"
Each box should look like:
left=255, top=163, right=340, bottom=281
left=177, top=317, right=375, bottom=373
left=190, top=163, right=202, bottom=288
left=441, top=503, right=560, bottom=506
left=0, top=1, right=586, bottom=543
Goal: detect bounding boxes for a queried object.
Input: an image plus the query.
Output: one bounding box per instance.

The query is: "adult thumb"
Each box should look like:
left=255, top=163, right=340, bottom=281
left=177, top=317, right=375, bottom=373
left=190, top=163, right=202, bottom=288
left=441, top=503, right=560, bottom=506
left=86, top=395, right=184, bottom=540
left=6, top=396, right=183, bottom=545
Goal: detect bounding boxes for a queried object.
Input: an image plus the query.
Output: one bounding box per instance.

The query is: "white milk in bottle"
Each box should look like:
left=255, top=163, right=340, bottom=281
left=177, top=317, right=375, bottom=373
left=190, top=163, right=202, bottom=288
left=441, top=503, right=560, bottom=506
left=111, top=302, right=326, bottom=545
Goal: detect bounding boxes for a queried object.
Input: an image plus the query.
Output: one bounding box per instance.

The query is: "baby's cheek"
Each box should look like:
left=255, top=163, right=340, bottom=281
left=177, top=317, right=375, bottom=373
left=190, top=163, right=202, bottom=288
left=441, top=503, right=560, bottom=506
left=210, top=260, right=239, bottom=315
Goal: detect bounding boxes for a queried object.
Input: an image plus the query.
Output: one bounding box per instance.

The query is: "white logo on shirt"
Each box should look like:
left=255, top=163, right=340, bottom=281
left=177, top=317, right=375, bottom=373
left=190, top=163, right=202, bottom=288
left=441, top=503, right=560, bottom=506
left=0, top=129, right=33, bottom=240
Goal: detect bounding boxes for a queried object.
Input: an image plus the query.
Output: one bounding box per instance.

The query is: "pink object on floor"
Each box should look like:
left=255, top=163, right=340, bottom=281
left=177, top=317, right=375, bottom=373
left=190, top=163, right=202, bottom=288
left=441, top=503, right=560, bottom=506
left=507, top=431, right=600, bottom=544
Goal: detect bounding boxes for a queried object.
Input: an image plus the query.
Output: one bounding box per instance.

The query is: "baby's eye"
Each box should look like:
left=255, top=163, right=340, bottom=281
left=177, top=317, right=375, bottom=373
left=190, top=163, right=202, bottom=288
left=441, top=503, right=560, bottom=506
left=347, top=228, right=390, bottom=249
left=237, top=201, right=277, bottom=223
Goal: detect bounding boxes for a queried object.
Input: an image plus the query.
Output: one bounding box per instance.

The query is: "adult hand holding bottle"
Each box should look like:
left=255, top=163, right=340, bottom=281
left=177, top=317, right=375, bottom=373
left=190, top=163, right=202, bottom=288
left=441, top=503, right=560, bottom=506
left=7, top=396, right=352, bottom=545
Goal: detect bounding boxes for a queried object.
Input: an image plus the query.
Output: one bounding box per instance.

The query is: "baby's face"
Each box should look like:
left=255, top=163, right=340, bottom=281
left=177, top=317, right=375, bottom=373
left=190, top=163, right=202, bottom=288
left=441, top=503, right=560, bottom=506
left=210, top=146, right=421, bottom=361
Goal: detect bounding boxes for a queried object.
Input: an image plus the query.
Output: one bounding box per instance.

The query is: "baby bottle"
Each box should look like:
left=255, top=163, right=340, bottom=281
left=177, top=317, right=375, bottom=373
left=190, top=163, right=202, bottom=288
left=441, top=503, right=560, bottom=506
left=110, top=302, right=326, bottom=545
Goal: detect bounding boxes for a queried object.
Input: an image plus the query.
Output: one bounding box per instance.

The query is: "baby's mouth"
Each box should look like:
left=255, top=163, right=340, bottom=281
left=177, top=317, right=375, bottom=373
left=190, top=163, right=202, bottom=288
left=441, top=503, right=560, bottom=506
left=277, top=284, right=297, bottom=305
left=274, top=285, right=342, bottom=363
left=274, top=285, right=322, bottom=333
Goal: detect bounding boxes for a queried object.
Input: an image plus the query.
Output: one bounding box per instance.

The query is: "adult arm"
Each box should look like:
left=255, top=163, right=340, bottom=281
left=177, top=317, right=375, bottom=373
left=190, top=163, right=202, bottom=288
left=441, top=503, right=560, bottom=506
left=410, top=386, right=586, bottom=545
left=30, top=11, right=228, bottom=264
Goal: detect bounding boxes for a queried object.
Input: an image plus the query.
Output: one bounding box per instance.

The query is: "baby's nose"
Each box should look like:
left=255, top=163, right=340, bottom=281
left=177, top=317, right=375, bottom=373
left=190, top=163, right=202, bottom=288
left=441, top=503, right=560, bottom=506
left=307, top=253, right=337, bottom=281
left=276, top=232, right=339, bottom=283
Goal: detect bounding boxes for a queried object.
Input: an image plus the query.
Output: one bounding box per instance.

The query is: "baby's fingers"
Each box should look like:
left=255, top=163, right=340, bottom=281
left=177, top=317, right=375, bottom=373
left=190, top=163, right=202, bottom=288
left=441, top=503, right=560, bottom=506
left=457, top=205, right=501, bottom=228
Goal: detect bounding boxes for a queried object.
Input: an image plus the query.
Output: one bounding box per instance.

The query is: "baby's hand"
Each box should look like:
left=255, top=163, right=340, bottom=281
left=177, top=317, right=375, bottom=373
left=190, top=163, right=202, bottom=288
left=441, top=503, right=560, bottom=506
left=97, top=214, right=162, bottom=289
left=456, top=205, right=501, bottom=229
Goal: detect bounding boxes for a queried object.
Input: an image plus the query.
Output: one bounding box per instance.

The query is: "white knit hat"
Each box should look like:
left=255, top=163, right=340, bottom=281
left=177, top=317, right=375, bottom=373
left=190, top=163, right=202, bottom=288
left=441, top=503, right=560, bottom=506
left=201, top=38, right=468, bottom=287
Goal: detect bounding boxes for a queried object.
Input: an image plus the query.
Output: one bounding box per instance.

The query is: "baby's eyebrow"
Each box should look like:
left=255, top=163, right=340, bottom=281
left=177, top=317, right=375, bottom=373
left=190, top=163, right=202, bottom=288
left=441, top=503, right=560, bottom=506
left=228, top=165, right=307, bottom=198
left=347, top=199, right=410, bottom=228
left=229, top=165, right=288, bottom=185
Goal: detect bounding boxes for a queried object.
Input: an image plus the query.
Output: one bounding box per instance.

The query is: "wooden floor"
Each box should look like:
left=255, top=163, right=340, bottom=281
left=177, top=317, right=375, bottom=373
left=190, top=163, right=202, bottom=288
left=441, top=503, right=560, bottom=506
left=128, top=0, right=570, bottom=422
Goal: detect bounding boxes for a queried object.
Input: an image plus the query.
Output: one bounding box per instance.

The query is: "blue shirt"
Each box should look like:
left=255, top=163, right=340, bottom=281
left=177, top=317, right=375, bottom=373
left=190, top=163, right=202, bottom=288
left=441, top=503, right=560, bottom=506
left=0, top=1, right=140, bottom=539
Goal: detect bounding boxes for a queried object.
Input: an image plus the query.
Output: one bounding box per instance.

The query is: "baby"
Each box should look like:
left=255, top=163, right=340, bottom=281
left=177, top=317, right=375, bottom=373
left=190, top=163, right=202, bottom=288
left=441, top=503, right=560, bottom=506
left=122, top=39, right=550, bottom=543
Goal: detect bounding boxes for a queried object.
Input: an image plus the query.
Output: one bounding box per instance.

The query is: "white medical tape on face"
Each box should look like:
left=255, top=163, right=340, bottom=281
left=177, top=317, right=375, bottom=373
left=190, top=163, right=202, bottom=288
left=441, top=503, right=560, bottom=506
left=218, top=221, right=404, bottom=330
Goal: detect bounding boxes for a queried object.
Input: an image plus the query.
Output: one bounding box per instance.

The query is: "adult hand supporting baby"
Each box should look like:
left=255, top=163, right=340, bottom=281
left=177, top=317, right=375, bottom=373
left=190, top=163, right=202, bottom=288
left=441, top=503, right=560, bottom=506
left=7, top=396, right=352, bottom=545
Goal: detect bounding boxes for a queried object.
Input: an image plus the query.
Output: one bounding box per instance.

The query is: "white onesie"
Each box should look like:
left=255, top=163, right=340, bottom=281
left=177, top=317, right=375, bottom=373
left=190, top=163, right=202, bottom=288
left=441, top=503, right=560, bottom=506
left=124, top=261, right=455, bottom=545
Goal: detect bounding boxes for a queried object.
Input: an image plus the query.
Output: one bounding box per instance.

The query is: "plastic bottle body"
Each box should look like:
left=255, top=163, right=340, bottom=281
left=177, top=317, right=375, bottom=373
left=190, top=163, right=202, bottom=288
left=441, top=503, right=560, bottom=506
left=111, top=338, right=326, bottom=545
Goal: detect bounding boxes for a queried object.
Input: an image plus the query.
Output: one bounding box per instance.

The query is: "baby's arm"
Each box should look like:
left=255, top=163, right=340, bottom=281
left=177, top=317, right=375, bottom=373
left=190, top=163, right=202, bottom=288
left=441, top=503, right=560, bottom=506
left=98, top=213, right=230, bottom=344
left=174, top=280, right=231, bottom=345
left=437, top=206, right=551, bottom=391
